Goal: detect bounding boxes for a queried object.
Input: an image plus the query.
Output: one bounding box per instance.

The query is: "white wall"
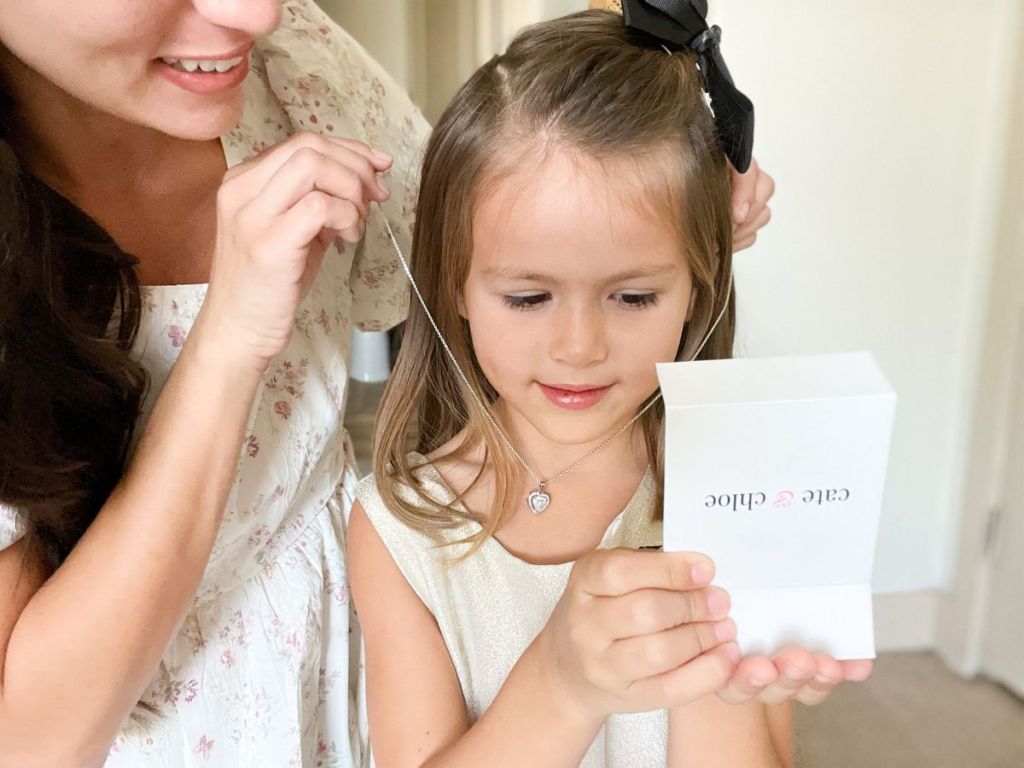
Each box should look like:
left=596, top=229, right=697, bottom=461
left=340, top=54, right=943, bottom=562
left=716, top=0, right=1021, bottom=593
left=323, top=0, right=1023, bottom=595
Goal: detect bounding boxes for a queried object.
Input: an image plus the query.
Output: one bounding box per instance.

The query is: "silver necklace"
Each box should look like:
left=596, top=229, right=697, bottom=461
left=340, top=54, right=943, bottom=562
left=381, top=213, right=731, bottom=514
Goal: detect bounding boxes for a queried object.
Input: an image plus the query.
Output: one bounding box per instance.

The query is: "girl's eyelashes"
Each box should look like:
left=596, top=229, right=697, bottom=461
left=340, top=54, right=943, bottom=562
left=615, top=292, right=659, bottom=309
left=500, top=291, right=660, bottom=311
left=503, top=293, right=550, bottom=311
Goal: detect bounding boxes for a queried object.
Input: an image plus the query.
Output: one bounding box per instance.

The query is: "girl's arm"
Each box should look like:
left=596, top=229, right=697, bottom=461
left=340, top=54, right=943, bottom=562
left=350, top=502, right=739, bottom=768
left=349, top=502, right=602, bottom=767
left=0, top=132, right=389, bottom=768
left=668, top=697, right=793, bottom=767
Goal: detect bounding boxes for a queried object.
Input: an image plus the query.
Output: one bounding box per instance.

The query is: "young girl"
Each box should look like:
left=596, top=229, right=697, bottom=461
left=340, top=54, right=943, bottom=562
left=350, top=10, right=867, bottom=767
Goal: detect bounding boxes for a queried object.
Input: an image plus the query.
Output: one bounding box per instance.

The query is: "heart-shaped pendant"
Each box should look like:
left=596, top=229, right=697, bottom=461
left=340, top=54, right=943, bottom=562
left=527, top=489, right=551, bottom=514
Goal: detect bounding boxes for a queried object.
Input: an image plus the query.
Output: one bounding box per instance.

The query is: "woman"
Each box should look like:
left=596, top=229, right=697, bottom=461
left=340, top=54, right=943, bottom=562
left=0, top=1, right=772, bottom=765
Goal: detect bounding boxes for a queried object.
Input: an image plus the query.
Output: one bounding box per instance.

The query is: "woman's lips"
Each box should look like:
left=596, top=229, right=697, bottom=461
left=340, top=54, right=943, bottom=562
left=154, top=46, right=252, bottom=94
left=538, top=383, right=612, bottom=411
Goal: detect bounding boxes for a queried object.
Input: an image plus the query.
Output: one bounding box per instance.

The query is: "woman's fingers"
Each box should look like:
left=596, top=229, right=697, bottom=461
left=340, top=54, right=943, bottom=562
left=729, top=156, right=775, bottom=252
left=246, top=145, right=385, bottom=223
left=226, top=133, right=388, bottom=215
left=275, top=193, right=363, bottom=252
left=573, top=548, right=716, bottom=599
left=733, top=205, right=772, bottom=251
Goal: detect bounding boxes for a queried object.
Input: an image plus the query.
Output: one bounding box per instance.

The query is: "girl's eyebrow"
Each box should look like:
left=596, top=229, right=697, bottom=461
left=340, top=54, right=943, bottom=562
left=481, top=263, right=680, bottom=284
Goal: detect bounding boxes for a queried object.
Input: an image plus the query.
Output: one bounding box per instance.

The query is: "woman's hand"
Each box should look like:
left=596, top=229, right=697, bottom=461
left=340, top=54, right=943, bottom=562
left=535, top=548, right=740, bottom=723
left=730, top=157, right=775, bottom=251
left=197, top=131, right=392, bottom=369
left=716, top=646, right=873, bottom=706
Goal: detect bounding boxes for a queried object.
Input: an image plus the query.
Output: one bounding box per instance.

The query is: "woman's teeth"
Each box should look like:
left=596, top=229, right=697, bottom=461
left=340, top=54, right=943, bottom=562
left=160, top=56, right=244, bottom=74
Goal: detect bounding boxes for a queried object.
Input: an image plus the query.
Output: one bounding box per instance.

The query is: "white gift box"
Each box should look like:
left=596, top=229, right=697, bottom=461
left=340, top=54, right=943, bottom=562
left=657, top=352, right=897, bottom=660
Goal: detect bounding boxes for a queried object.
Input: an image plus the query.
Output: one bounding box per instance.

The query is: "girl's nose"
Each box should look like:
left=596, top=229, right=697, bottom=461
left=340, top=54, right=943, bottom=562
left=549, top=304, right=609, bottom=368
left=192, top=0, right=282, bottom=37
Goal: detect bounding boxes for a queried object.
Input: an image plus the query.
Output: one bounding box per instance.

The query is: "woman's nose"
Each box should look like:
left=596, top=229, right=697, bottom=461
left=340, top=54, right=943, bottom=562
left=192, top=0, right=282, bottom=37
left=549, top=304, right=609, bottom=368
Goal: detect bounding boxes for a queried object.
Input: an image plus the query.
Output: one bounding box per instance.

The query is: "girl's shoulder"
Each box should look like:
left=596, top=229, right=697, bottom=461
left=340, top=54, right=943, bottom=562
left=356, top=453, right=476, bottom=548
left=356, top=455, right=477, bottom=615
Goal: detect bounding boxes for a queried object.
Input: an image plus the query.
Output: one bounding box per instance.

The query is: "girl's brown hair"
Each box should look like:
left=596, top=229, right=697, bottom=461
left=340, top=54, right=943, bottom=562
left=374, top=9, right=735, bottom=550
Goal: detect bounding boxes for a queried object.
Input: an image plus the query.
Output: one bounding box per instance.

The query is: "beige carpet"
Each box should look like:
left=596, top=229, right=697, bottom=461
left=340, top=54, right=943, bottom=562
left=797, top=652, right=1024, bottom=767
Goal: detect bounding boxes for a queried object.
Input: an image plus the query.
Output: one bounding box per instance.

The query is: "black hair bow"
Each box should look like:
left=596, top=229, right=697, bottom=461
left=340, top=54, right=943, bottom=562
left=621, top=0, right=754, bottom=173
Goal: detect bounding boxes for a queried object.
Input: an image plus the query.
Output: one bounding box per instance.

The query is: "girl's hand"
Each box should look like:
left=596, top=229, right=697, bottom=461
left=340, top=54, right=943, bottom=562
left=730, top=157, right=775, bottom=251
left=716, top=645, right=873, bottom=706
left=197, top=132, right=392, bottom=369
left=536, top=548, right=740, bottom=723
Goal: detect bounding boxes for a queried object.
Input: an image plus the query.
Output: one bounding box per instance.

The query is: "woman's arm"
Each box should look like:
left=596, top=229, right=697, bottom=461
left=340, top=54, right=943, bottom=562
left=0, top=332, right=264, bottom=768
left=668, top=697, right=792, bottom=768
left=0, top=132, right=389, bottom=768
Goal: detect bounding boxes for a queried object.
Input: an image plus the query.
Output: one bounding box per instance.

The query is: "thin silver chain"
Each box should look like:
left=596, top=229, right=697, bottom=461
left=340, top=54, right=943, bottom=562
left=381, top=213, right=732, bottom=492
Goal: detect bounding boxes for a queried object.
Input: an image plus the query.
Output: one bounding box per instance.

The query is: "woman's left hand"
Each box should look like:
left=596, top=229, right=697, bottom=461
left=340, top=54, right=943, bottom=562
left=716, top=646, right=873, bottom=706
left=730, top=157, right=775, bottom=251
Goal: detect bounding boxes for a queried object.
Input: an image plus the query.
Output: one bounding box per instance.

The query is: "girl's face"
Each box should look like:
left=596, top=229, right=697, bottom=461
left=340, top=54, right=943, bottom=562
left=462, top=149, right=694, bottom=450
left=0, top=0, right=281, bottom=140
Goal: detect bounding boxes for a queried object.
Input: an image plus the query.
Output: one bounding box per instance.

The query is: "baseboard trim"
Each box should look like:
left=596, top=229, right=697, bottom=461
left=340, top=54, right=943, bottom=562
left=873, top=591, right=940, bottom=652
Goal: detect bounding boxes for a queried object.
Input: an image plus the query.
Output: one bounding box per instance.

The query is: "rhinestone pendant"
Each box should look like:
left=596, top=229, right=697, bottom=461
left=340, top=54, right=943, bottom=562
left=527, top=487, right=551, bottom=514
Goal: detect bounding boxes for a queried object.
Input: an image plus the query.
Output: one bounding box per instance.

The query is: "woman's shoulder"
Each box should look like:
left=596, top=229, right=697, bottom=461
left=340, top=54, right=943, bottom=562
left=256, top=0, right=430, bottom=145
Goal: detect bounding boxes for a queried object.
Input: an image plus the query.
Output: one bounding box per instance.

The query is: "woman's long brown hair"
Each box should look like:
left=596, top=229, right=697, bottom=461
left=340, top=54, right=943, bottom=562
left=0, top=63, right=148, bottom=575
left=374, top=10, right=735, bottom=554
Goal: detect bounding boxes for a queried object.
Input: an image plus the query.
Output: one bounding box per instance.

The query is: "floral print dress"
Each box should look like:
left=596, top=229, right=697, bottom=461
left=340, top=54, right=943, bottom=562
left=0, top=1, right=429, bottom=765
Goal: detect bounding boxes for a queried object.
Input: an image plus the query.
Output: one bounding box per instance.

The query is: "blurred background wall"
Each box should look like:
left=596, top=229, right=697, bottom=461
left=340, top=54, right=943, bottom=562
left=321, top=0, right=1024, bottom=695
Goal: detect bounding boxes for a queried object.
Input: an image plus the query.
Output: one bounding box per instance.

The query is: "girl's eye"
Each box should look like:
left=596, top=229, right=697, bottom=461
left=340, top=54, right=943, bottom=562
left=503, top=293, right=550, bottom=311
left=615, top=292, right=659, bottom=309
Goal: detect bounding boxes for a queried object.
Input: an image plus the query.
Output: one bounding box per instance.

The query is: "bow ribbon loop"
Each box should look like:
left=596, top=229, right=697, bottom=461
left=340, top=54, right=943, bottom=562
left=621, top=0, right=754, bottom=172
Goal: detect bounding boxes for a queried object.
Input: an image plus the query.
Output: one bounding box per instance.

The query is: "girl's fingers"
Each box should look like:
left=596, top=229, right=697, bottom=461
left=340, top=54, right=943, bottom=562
left=716, top=655, right=778, bottom=704
left=605, top=617, right=735, bottom=681
left=574, top=548, right=716, bottom=599
left=593, top=586, right=730, bottom=639
left=840, top=658, right=874, bottom=681
left=628, top=642, right=740, bottom=710
left=792, top=653, right=842, bottom=706
left=758, top=646, right=816, bottom=704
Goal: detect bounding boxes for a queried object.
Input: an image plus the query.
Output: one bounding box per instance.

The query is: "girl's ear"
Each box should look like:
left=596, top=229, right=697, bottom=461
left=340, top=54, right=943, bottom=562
left=685, top=288, right=697, bottom=322
left=457, top=291, right=467, bottom=319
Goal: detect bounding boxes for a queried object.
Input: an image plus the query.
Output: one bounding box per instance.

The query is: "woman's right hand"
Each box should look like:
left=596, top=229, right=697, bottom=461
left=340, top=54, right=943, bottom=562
left=197, top=132, right=392, bottom=370
left=535, top=548, right=739, bottom=723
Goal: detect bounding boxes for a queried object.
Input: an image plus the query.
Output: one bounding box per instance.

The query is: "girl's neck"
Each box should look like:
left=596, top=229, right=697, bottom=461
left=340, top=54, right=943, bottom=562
left=491, top=398, right=650, bottom=489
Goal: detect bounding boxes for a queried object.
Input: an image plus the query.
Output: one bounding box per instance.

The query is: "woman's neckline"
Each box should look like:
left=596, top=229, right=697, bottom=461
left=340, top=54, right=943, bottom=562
left=139, top=132, right=235, bottom=290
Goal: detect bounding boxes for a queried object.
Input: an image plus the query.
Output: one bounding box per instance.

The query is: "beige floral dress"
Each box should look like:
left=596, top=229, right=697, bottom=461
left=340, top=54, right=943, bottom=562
left=0, top=1, right=429, bottom=765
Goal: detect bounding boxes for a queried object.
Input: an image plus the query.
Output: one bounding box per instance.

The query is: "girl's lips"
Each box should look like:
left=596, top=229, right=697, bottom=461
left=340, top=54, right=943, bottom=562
left=538, top=383, right=612, bottom=411
left=154, top=49, right=251, bottom=95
